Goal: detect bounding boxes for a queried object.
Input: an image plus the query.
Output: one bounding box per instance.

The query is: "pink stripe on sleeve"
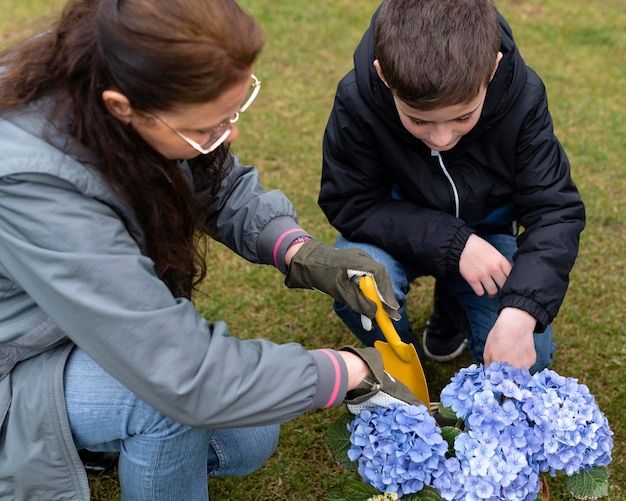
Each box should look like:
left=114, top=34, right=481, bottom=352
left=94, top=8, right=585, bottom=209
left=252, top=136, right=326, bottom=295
left=319, top=349, right=342, bottom=408
left=272, top=228, right=302, bottom=268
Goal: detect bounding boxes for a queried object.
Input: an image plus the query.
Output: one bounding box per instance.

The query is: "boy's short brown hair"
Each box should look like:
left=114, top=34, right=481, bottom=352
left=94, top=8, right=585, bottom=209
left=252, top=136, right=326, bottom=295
left=375, top=0, right=500, bottom=110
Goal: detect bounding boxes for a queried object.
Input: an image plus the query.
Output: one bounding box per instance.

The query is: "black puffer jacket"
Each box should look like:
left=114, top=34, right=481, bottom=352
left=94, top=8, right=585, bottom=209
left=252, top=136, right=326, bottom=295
left=319, top=8, right=585, bottom=331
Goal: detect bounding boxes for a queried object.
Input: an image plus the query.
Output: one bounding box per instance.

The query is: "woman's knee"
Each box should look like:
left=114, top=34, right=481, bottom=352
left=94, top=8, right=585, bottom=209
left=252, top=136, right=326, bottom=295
left=208, top=424, right=280, bottom=477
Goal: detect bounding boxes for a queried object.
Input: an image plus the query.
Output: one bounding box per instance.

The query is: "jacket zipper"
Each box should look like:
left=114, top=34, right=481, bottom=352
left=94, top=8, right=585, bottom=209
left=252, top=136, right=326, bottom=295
left=431, top=150, right=460, bottom=218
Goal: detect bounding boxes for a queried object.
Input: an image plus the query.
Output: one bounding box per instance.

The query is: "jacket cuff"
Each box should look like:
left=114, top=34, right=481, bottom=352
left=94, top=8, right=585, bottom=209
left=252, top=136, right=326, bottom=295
left=256, top=216, right=312, bottom=274
left=445, top=225, right=475, bottom=275
left=308, top=349, right=349, bottom=409
left=499, top=294, right=551, bottom=333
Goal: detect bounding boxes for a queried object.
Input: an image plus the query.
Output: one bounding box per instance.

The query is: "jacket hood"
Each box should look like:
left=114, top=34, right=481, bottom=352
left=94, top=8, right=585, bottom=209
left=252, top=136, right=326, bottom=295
left=352, top=5, right=528, bottom=139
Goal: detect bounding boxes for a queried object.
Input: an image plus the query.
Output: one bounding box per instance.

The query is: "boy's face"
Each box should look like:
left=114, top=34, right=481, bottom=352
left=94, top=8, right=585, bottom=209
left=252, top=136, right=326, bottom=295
left=392, top=87, right=487, bottom=152
left=374, top=54, right=502, bottom=152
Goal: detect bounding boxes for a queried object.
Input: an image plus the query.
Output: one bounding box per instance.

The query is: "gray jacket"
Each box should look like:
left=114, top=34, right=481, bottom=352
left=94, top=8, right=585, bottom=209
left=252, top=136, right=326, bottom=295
left=0, top=102, right=348, bottom=500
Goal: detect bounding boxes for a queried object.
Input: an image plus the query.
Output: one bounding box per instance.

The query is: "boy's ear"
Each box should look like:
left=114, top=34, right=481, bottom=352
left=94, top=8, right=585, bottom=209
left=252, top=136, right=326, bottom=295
left=373, top=59, right=389, bottom=88
left=490, top=51, right=504, bottom=82
left=102, top=90, right=133, bottom=124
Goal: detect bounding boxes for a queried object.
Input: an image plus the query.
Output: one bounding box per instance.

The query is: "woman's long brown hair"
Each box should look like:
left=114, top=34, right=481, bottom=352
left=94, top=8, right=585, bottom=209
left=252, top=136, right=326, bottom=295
left=0, top=0, right=265, bottom=296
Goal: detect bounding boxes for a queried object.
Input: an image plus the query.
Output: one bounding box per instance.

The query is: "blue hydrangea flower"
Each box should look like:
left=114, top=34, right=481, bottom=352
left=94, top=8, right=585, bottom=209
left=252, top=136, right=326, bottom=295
left=437, top=361, right=613, bottom=499
left=431, top=457, right=463, bottom=500
left=346, top=361, right=613, bottom=500
left=450, top=428, right=540, bottom=501
left=524, top=368, right=614, bottom=475
left=348, top=403, right=447, bottom=497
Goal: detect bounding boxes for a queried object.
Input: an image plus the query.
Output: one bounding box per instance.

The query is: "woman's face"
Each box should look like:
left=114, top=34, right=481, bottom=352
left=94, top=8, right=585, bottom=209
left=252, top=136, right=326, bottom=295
left=130, top=73, right=254, bottom=160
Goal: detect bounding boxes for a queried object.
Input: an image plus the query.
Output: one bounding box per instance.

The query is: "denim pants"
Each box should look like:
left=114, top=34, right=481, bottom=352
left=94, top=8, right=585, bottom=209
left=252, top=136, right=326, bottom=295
left=64, top=347, right=279, bottom=500
left=333, top=234, right=555, bottom=373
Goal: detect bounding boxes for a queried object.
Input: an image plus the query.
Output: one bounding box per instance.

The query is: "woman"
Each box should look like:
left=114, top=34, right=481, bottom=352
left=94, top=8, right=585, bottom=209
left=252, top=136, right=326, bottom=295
left=0, top=0, right=413, bottom=499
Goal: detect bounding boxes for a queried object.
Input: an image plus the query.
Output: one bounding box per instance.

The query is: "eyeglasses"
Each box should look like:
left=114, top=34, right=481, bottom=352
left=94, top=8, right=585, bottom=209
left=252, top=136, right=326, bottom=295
left=154, top=74, right=261, bottom=155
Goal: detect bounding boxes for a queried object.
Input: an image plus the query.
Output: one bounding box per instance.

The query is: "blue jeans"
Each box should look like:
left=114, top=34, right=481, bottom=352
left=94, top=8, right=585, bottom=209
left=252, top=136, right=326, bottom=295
left=333, top=234, right=555, bottom=373
left=64, top=347, right=279, bottom=500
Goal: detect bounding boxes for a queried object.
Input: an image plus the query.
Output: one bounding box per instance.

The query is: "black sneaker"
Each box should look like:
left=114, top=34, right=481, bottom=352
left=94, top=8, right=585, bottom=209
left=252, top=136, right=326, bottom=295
left=78, top=450, right=119, bottom=476
left=422, top=314, right=467, bottom=362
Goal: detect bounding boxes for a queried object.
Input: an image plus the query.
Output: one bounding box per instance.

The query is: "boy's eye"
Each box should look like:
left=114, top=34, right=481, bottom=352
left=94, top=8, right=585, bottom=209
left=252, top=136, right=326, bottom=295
left=408, top=114, right=473, bottom=126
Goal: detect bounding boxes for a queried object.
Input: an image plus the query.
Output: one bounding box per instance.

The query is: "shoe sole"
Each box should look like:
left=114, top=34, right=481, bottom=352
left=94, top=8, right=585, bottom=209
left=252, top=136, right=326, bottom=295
left=422, top=331, right=468, bottom=362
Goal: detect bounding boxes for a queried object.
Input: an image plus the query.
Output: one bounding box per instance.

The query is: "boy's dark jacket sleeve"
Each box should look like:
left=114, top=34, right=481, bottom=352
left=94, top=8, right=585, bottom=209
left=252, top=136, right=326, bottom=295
left=318, top=7, right=585, bottom=331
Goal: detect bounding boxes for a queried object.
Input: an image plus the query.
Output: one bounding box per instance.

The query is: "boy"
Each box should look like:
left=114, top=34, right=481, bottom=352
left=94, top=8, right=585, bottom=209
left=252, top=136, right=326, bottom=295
left=318, top=0, right=585, bottom=372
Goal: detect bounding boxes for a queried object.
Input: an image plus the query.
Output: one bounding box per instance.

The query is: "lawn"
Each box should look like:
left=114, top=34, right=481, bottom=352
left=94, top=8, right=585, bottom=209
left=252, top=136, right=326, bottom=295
left=2, top=0, right=625, bottom=499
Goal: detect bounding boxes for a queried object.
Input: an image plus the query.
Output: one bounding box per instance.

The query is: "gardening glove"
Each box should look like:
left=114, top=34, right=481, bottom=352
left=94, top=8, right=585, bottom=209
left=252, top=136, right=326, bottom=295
left=340, top=346, right=425, bottom=414
left=284, top=239, right=400, bottom=329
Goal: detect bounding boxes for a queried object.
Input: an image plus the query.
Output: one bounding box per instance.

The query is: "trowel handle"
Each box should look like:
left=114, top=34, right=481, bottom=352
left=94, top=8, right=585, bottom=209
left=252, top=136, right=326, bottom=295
left=359, top=276, right=404, bottom=349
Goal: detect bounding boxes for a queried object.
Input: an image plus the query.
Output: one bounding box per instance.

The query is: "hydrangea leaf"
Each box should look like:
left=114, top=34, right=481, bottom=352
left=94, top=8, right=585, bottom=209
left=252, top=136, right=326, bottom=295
left=437, top=403, right=458, bottom=421
left=402, top=485, right=442, bottom=500
left=324, top=479, right=380, bottom=501
left=564, top=466, right=609, bottom=499
left=342, top=479, right=382, bottom=499
left=440, top=426, right=462, bottom=457
left=325, top=413, right=358, bottom=470
left=325, top=485, right=349, bottom=501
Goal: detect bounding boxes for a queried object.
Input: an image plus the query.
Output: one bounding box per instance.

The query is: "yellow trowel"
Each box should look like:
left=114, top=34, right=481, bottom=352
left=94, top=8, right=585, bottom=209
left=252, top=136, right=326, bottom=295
left=359, top=275, right=430, bottom=406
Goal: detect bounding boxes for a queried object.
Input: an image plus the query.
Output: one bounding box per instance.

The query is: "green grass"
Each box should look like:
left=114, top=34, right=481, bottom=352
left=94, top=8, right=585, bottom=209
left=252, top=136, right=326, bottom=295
left=3, top=0, right=625, bottom=499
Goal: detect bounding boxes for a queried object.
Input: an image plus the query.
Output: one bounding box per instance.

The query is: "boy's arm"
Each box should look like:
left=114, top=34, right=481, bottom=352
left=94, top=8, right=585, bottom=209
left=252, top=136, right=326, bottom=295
left=501, top=73, right=585, bottom=332
left=459, top=236, right=538, bottom=368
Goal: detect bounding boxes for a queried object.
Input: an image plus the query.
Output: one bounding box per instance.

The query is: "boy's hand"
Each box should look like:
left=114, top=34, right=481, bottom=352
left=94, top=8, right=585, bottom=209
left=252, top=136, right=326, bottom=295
left=484, top=307, right=537, bottom=368
left=459, top=234, right=512, bottom=296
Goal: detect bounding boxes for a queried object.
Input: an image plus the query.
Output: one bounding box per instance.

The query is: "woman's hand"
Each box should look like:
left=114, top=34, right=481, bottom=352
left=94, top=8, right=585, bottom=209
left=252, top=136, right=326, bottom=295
left=338, top=347, right=424, bottom=413
left=284, top=239, right=400, bottom=322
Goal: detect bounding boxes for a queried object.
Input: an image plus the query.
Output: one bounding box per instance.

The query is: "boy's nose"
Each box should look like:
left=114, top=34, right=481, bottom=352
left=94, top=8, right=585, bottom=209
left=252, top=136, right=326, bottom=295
left=428, top=126, right=454, bottom=150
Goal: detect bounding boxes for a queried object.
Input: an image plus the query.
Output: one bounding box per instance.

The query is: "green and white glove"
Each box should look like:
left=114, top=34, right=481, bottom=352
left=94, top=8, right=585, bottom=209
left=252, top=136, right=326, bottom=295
left=284, top=239, right=400, bottom=329
left=340, top=346, right=425, bottom=414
